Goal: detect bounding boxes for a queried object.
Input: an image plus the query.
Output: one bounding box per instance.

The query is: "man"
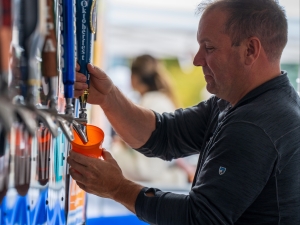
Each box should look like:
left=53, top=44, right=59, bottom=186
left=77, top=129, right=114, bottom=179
left=68, top=0, right=300, bottom=224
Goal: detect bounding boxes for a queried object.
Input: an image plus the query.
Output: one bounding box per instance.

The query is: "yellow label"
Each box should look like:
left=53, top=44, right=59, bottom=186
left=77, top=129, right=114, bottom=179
left=90, top=0, right=97, bottom=34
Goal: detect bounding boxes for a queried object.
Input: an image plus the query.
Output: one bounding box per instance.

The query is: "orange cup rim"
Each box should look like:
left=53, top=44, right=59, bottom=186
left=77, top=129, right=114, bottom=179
left=71, top=124, right=104, bottom=148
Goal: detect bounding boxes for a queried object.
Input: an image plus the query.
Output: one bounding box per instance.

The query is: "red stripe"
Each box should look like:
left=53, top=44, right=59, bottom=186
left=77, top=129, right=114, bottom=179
left=1, top=0, right=12, bottom=26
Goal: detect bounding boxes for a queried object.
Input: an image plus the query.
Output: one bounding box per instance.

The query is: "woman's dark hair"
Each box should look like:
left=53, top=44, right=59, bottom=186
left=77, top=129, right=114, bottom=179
left=131, top=54, right=179, bottom=107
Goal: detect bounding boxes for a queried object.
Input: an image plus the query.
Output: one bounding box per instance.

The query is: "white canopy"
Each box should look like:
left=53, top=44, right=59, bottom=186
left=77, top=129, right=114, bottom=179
left=103, top=0, right=299, bottom=64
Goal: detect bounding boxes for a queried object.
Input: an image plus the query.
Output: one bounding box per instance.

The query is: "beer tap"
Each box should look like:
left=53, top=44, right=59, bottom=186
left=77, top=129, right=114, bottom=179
left=0, top=0, right=15, bottom=135
left=60, top=0, right=88, bottom=143
left=75, top=0, right=99, bottom=143
left=8, top=0, right=58, bottom=139
left=10, top=0, right=58, bottom=196
left=0, top=0, right=14, bottom=203
left=40, top=0, right=74, bottom=142
left=59, top=1, right=77, bottom=220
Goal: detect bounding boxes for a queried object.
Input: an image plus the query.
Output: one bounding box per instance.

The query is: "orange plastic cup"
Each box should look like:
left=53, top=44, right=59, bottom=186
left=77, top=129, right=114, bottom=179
left=71, top=125, right=104, bottom=158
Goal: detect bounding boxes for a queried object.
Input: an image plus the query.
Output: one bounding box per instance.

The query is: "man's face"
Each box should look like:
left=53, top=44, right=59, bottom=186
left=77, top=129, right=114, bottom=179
left=193, top=9, right=247, bottom=103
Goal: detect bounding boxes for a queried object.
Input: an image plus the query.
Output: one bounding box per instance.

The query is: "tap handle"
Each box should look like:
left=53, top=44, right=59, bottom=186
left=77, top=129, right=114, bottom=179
left=0, top=0, right=12, bottom=27
left=19, top=0, right=47, bottom=105
left=41, top=0, right=58, bottom=109
left=41, top=0, right=57, bottom=79
left=76, top=0, right=98, bottom=88
left=60, top=0, right=76, bottom=99
left=0, top=0, right=13, bottom=82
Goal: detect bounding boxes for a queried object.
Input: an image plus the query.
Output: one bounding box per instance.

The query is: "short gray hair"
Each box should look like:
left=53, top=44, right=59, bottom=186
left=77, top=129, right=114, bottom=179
left=197, top=0, right=288, bottom=62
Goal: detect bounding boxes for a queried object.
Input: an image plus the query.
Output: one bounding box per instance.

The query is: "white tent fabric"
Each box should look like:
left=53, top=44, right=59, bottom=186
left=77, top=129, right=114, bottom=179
left=103, top=0, right=299, bottom=64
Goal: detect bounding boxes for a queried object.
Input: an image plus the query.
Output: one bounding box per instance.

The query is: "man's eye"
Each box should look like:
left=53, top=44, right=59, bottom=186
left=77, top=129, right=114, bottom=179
left=205, top=47, right=214, bottom=51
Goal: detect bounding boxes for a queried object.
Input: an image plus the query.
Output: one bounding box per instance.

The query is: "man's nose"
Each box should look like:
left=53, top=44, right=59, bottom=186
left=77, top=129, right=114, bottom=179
left=193, top=50, right=206, bottom=67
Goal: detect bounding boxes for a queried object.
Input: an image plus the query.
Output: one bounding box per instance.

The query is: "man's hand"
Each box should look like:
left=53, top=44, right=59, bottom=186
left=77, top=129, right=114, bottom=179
left=67, top=149, right=144, bottom=213
left=74, top=63, right=114, bottom=106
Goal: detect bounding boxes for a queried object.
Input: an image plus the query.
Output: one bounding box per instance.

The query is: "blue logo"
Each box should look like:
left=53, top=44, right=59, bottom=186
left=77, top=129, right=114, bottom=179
left=219, top=166, right=226, bottom=175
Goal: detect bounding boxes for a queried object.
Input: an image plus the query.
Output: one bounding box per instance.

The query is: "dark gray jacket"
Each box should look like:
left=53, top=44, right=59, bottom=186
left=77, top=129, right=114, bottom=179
left=135, top=72, right=300, bottom=225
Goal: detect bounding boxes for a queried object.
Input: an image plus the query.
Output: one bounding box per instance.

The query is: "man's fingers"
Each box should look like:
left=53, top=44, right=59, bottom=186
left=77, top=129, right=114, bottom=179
left=76, top=73, right=87, bottom=82
left=101, top=149, right=114, bottom=161
left=74, top=73, right=88, bottom=98
left=74, top=90, right=84, bottom=98
left=69, top=150, right=101, bottom=168
left=69, top=168, right=86, bottom=183
left=87, top=63, right=95, bottom=73
left=87, top=63, right=106, bottom=79
left=74, top=82, right=88, bottom=91
left=68, top=157, right=87, bottom=173
left=69, top=150, right=88, bottom=165
left=69, top=150, right=91, bottom=165
left=76, top=181, right=87, bottom=191
left=76, top=63, right=80, bottom=71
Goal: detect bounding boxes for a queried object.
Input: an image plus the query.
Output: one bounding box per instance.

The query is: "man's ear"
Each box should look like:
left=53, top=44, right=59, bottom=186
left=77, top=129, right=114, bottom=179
left=244, top=37, right=261, bottom=65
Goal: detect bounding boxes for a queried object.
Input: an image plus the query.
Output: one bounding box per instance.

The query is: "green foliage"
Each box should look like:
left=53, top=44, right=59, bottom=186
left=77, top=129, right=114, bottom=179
left=162, top=58, right=207, bottom=108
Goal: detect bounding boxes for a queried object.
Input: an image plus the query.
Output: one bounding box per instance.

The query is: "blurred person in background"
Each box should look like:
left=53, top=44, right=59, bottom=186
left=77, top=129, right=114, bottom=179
left=68, top=0, right=300, bottom=224
left=111, top=54, right=196, bottom=185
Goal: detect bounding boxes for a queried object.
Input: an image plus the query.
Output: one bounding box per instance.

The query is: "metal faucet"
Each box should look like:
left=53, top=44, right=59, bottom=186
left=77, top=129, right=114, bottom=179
left=0, top=0, right=15, bottom=133
left=60, top=0, right=88, bottom=144
left=74, top=0, right=99, bottom=143
left=38, top=0, right=74, bottom=142
left=11, top=0, right=59, bottom=137
left=78, top=94, right=89, bottom=143
left=73, top=118, right=88, bottom=143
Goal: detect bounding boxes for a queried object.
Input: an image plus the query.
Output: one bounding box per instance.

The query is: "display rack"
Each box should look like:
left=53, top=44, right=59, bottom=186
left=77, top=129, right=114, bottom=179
left=0, top=0, right=100, bottom=224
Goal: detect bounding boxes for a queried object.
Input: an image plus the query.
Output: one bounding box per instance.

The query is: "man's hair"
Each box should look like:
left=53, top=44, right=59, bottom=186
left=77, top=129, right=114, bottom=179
left=197, top=0, right=288, bottom=61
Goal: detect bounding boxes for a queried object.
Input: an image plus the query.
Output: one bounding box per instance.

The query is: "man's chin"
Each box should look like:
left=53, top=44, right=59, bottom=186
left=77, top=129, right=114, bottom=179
left=206, top=84, right=216, bottom=95
left=206, top=82, right=212, bottom=90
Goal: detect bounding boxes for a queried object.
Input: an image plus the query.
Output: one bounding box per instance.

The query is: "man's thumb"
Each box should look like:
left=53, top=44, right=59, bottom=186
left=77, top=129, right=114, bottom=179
left=101, top=148, right=113, bottom=160
left=87, top=63, right=95, bottom=73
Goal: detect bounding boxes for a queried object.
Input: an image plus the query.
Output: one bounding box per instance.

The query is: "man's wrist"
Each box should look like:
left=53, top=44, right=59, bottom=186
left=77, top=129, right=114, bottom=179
left=99, top=85, right=118, bottom=110
left=112, top=178, right=144, bottom=214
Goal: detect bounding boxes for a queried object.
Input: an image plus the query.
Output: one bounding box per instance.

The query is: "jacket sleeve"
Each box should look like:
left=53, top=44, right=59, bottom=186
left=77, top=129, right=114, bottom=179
left=135, top=122, right=277, bottom=224
left=135, top=97, right=217, bottom=161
